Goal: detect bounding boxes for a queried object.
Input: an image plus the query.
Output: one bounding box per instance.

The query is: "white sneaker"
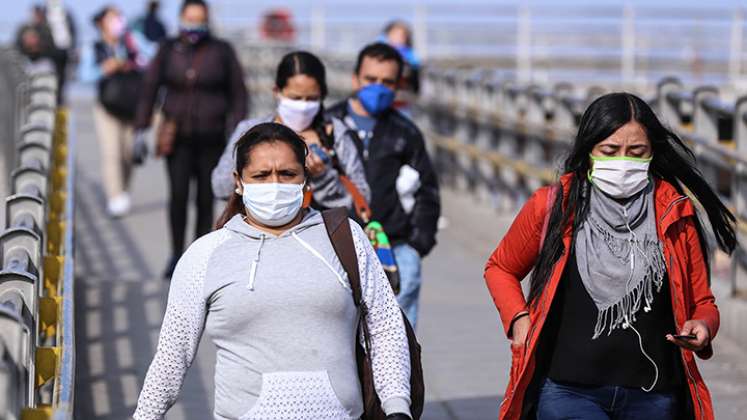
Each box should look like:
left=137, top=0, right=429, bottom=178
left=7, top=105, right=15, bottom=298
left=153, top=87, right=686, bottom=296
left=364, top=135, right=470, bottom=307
left=108, top=193, right=131, bottom=218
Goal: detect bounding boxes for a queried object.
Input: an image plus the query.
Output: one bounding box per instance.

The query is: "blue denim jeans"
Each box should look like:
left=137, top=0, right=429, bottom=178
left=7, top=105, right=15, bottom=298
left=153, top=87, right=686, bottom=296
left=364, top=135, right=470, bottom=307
left=537, top=378, right=676, bottom=420
left=393, top=243, right=422, bottom=329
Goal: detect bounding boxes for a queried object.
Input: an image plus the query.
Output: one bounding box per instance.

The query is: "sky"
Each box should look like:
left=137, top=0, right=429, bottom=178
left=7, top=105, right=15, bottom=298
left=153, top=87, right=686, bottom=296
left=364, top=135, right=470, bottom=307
left=2, top=0, right=746, bottom=44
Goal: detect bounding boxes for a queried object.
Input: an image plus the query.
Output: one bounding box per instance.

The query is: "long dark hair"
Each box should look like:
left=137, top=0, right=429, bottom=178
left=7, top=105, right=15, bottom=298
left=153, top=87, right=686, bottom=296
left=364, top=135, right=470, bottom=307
left=275, top=51, right=334, bottom=148
left=528, top=92, right=737, bottom=306
left=215, top=122, right=309, bottom=228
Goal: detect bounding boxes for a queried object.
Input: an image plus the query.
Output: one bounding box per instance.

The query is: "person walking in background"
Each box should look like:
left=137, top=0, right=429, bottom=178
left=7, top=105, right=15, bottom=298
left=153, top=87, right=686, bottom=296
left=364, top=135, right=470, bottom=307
left=327, top=42, right=440, bottom=329
left=45, top=0, right=78, bottom=104
left=133, top=0, right=168, bottom=44
left=134, top=123, right=412, bottom=420
left=212, top=50, right=371, bottom=213
left=15, top=3, right=76, bottom=103
left=382, top=20, right=421, bottom=113
left=130, top=0, right=167, bottom=64
left=15, top=5, right=56, bottom=66
left=79, top=5, right=147, bottom=218
left=485, top=93, right=735, bottom=419
left=134, top=0, right=248, bottom=279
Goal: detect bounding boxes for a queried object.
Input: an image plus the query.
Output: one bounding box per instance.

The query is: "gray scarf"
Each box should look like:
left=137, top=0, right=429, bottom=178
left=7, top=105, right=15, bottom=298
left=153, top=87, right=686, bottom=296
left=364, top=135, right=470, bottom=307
left=575, top=181, right=667, bottom=339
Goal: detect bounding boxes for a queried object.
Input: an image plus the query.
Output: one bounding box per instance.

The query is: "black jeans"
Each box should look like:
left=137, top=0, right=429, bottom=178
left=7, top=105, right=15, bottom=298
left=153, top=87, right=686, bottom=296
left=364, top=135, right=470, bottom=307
left=166, top=135, right=224, bottom=257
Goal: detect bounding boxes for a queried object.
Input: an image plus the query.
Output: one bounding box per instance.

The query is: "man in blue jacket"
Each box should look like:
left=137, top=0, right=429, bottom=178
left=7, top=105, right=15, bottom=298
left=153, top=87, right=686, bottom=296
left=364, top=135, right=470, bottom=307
left=327, top=42, right=441, bottom=329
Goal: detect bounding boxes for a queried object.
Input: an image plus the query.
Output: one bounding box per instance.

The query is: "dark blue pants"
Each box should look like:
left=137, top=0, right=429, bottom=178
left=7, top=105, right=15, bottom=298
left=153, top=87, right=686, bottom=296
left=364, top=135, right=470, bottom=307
left=537, top=378, right=676, bottom=420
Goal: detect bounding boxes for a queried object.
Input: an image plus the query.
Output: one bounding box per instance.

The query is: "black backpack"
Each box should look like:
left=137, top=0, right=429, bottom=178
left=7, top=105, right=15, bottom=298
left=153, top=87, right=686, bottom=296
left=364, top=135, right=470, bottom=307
left=322, top=207, right=424, bottom=420
left=95, top=36, right=144, bottom=121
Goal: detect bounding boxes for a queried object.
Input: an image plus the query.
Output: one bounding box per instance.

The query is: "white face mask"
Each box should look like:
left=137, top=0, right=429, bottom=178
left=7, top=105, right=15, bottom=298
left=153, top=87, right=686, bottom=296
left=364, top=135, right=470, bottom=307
left=276, top=96, right=321, bottom=132
left=241, top=182, right=304, bottom=227
left=589, top=155, right=652, bottom=199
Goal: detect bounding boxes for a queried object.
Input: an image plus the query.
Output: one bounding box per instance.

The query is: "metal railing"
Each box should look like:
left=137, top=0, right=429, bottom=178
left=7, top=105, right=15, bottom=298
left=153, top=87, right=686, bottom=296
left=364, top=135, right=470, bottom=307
left=413, top=69, right=747, bottom=296
left=222, top=3, right=747, bottom=87
left=0, top=50, right=75, bottom=420
left=0, top=48, right=28, bottom=230
left=236, top=43, right=747, bottom=298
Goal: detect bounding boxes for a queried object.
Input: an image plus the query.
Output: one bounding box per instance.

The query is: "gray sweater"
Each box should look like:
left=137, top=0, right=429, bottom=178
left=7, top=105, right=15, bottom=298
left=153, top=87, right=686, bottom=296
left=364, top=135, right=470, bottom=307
left=211, top=115, right=371, bottom=209
left=133, top=211, right=411, bottom=420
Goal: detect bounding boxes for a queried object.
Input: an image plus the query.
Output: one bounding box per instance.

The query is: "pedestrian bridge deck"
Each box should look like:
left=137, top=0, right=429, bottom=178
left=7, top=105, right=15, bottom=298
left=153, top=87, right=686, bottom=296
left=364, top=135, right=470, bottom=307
left=68, top=89, right=747, bottom=420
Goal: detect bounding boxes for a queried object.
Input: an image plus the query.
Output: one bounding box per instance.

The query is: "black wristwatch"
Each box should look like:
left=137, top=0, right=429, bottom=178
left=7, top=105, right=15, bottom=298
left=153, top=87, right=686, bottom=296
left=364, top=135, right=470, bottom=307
left=386, top=414, right=412, bottom=420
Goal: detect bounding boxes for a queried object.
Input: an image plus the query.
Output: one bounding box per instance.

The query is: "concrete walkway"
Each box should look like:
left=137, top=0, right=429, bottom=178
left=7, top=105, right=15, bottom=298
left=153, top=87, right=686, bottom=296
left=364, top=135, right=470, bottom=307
left=69, top=88, right=747, bottom=419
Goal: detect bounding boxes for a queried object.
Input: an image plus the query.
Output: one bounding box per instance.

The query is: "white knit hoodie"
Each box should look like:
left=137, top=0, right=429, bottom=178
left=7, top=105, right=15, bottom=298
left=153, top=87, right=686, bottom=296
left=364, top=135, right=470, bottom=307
left=133, top=211, right=411, bottom=420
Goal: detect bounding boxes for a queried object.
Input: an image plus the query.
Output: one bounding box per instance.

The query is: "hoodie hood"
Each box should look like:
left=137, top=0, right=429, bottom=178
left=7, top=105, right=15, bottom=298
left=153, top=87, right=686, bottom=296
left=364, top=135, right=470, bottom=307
left=222, top=209, right=347, bottom=292
left=224, top=209, right=324, bottom=240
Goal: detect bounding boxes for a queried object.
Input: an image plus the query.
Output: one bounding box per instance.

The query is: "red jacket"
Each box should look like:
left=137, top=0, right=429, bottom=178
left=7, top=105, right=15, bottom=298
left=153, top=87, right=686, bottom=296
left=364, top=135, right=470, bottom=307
left=485, top=174, right=718, bottom=420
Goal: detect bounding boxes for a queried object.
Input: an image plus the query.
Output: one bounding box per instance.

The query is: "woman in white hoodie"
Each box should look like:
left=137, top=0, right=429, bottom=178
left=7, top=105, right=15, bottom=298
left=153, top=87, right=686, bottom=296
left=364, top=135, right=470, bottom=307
left=134, top=122, right=412, bottom=420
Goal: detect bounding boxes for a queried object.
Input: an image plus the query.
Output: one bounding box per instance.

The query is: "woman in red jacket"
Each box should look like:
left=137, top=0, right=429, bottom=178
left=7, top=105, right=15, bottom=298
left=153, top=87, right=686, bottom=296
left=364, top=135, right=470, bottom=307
left=485, top=92, right=735, bottom=420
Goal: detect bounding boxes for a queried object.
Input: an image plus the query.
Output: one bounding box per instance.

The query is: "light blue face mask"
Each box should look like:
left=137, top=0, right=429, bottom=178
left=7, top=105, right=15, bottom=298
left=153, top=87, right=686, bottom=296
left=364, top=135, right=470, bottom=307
left=356, top=83, right=395, bottom=116
left=241, top=182, right=304, bottom=227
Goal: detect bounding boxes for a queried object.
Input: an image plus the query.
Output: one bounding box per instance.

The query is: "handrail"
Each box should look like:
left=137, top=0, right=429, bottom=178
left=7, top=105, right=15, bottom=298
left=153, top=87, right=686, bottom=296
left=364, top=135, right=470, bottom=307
left=51, top=109, right=75, bottom=419
left=700, top=96, right=735, bottom=120
left=0, top=50, right=75, bottom=419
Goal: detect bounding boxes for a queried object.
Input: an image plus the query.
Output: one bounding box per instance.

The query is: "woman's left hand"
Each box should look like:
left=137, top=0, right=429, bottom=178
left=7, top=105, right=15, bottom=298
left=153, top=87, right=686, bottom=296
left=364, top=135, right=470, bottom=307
left=666, top=319, right=711, bottom=352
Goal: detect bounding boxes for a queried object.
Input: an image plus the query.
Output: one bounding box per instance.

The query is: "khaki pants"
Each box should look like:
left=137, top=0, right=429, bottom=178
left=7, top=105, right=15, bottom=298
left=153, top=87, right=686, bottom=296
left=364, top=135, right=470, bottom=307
left=93, top=104, right=134, bottom=200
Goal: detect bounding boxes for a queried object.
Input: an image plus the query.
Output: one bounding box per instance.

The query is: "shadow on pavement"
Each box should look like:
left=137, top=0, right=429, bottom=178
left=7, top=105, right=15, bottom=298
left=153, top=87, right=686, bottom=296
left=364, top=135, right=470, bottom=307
left=423, top=394, right=502, bottom=420
left=72, top=171, right=211, bottom=420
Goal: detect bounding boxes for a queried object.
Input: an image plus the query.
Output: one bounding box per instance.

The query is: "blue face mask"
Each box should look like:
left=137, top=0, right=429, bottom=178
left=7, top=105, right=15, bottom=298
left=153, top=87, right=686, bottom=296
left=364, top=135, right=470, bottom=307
left=395, top=46, right=421, bottom=68
left=356, top=83, right=395, bottom=116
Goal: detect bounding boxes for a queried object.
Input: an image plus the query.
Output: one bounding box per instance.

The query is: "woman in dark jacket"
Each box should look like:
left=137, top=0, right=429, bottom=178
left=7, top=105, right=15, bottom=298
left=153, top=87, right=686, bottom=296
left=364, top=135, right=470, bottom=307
left=134, top=0, right=248, bottom=277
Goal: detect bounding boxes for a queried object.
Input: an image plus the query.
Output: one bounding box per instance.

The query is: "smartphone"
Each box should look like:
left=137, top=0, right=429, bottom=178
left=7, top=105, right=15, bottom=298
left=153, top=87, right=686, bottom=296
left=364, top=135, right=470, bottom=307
left=309, top=143, right=331, bottom=165
left=672, top=334, right=697, bottom=340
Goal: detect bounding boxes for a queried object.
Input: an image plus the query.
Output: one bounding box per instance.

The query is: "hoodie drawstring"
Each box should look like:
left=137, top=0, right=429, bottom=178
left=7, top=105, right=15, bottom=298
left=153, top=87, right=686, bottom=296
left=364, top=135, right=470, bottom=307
left=247, top=234, right=266, bottom=291
left=292, top=231, right=350, bottom=290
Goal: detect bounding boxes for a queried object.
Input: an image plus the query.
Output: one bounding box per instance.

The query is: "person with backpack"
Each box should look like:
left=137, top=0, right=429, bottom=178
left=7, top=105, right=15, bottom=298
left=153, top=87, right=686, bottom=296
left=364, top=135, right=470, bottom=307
left=134, top=122, right=420, bottom=420
left=79, top=5, right=148, bottom=217
left=327, top=42, right=441, bottom=329
left=484, top=93, right=735, bottom=420
left=133, top=0, right=248, bottom=278
left=211, top=50, right=370, bottom=212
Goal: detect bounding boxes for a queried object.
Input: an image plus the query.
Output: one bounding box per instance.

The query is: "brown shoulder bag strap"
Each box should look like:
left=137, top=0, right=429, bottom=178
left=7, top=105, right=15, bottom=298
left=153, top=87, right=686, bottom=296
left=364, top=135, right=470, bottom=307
left=322, top=208, right=363, bottom=306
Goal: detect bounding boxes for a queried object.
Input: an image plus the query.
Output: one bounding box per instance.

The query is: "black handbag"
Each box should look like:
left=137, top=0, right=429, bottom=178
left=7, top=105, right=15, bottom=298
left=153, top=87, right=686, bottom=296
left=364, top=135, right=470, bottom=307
left=98, top=69, right=143, bottom=121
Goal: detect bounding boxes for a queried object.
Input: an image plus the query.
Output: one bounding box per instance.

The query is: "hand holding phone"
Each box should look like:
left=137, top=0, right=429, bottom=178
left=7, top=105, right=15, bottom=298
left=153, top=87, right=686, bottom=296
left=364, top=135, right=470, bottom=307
left=309, top=143, right=331, bottom=165
left=671, top=334, right=697, bottom=340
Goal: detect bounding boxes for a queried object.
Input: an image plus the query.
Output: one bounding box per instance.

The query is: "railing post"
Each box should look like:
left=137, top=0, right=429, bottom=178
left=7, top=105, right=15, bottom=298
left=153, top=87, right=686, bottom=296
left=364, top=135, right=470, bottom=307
left=693, top=86, right=720, bottom=142
left=621, top=3, right=636, bottom=85
left=413, top=4, right=429, bottom=62
left=657, top=77, right=684, bottom=129
left=310, top=4, right=326, bottom=52
left=692, top=87, right=722, bottom=199
left=517, top=5, right=532, bottom=84
left=552, top=84, right=577, bottom=137
left=733, top=96, right=747, bottom=297
left=729, top=8, right=744, bottom=85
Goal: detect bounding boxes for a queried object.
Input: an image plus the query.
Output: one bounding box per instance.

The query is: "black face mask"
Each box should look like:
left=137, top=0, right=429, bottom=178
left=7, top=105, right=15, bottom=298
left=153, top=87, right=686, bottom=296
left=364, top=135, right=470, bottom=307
left=179, top=23, right=209, bottom=44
